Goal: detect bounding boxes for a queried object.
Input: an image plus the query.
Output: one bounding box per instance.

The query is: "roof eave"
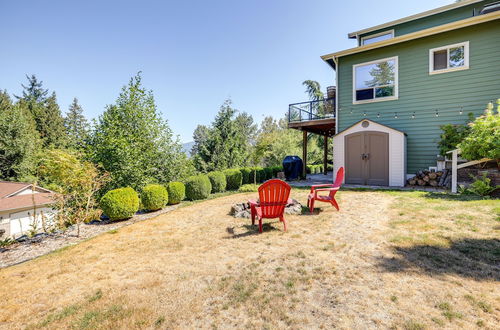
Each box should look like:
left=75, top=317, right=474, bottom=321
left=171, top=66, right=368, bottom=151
left=347, top=0, right=483, bottom=39
left=322, top=11, right=500, bottom=62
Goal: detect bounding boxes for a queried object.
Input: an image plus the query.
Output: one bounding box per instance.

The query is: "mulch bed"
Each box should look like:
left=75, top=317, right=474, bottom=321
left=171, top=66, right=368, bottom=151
left=0, top=204, right=179, bottom=268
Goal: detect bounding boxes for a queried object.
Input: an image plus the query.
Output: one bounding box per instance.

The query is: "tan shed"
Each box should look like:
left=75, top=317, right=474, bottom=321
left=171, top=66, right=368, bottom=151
left=333, top=119, right=406, bottom=187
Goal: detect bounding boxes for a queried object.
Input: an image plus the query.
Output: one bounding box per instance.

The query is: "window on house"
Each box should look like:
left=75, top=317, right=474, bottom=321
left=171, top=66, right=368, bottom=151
left=429, top=42, right=469, bottom=74
left=361, top=30, right=394, bottom=45
left=353, top=57, right=398, bottom=104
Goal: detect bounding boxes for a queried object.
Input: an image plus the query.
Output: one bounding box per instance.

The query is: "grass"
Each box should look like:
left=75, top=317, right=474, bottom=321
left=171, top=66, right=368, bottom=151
left=0, top=189, right=498, bottom=329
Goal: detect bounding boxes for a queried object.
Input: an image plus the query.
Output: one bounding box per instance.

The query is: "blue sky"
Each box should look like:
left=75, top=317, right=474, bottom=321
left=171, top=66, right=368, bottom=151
left=0, top=0, right=452, bottom=142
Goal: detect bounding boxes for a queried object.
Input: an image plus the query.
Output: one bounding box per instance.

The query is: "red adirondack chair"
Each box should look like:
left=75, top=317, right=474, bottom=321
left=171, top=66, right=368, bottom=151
left=249, top=179, right=291, bottom=233
left=307, top=167, right=344, bottom=214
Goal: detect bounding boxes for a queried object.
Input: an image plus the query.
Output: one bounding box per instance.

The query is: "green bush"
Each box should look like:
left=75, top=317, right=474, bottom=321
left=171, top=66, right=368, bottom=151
left=306, top=165, right=312, bottom=174
left=438, top=115, right=473, bottom=156
left=223, top=169, right=243, bottom=190
left=257, top=168, right=266, bottom=182
left=467, top=173, right=497, bottom=197
left=248, top=167, right=259, bottom=184
left=327, top=164, right=334, bottom=172
left=141, top=184, right=168, bottom=211
left=238, top=184, right=259, bottom=192
left=184, top=175, right=211, bottom=200
left=167, top=182, right=185, bottom=204
left=264, top=167, right=273, bottom=180
left=459, top=101, right=500, bottom=161
left=100, top=187, right=140, bottom=220
left=271, top=166, right=282, bottom=177
left=239, top=168, right=251, bottom=184
left=208, top=171, right=227, bottom=193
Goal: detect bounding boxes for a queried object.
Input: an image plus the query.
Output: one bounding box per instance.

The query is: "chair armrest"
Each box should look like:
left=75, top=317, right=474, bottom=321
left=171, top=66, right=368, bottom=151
left=248, top=199, right=259, bottom=206
left=310, top=184, right=334, bottom=193
left=314, top=187, right=340, bottom=197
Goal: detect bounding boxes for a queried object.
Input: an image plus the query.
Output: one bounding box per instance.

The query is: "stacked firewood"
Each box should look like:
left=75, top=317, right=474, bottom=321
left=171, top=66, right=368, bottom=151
left=407, top=169, right=451, bottom=187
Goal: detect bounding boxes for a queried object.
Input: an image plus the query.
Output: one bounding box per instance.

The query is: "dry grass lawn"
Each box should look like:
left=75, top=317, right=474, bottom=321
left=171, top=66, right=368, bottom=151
left=0, top=189, right=498, bottom=329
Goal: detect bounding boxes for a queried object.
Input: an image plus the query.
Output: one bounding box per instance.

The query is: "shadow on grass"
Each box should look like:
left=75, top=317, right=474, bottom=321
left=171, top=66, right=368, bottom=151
left=422, top=191, right=488, bottom=202
left=377, top=238, right=500, bottom=281
left=225, top=223, right=280, bottom=238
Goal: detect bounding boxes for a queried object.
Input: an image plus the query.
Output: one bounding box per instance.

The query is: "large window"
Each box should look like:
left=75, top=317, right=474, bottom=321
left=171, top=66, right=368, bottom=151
left=353, top=56, right=398, bottom=104
left=360, top=30, right=394, bottom=46
left=429, top=41, right=469, bottom=74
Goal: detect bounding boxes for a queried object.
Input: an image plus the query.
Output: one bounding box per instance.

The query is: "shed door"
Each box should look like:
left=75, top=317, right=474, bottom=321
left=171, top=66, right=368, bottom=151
left=344, top=131, right=389, bottom=186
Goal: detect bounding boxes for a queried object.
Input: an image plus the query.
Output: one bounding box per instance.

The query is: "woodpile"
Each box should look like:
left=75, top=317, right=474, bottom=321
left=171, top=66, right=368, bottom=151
left=407, top=169, right=451, bottom=188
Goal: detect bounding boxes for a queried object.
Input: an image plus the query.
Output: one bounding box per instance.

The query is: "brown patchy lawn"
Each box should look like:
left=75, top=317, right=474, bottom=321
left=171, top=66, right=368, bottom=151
left=0, top=189, right=498, bottom=329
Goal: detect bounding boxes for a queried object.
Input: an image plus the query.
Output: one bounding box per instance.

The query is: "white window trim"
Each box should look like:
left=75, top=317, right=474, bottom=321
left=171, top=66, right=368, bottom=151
left=360, top=29, right=395, bottom=46
left=429, top=41, right=469, bottom=75
left=352, top=56, right=399, bottom=105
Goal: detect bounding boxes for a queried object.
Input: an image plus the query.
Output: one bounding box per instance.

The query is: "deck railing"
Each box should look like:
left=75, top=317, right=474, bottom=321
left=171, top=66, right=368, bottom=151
left=288, top=98, right=335, bottom=123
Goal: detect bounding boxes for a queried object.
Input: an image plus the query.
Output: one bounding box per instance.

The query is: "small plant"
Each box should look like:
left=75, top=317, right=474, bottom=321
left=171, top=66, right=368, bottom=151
left=167, top=182, right=185, bottom=204
left=0, top=237, right=14, bottom=247
left=438, top=113, right=474, bottom=156
left=141, top=184, right=168, bottom=211
left=100, top=187, right=140, bottom=221
left=467, top=173, right=497, bottom=197
left=207, top=171, right=227, bottom=193
left=223, top=169, right=243, bottom=190
left=184, top=175, right=212, bottom=200
left=238, top=184, right=259, bottom=192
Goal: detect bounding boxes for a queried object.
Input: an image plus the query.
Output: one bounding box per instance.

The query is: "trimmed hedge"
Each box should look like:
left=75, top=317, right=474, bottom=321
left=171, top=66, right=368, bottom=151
left=100, top=187, right=140, bottom=221
left=141, top=184, right=168, bottom=211
left=208, top=171, right=227, bottom=193
left=264, top=167, right=273, bottom=181
left=271, top=166, right=282, bottom=177
left=167, top=182, right=185, bottom=204
left=223, top=169, right=243, bottom=190
left=240, top=168, right=251, bottom=185
left=185, top=175, right=212, bottom=200
left=239, top=184, right=259, bottom=192
left=257, top=168, right=266, bottom=183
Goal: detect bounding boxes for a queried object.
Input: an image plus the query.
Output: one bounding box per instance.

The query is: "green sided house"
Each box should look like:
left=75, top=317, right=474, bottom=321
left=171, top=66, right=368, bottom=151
left=289, top=0, right=500, bottom=186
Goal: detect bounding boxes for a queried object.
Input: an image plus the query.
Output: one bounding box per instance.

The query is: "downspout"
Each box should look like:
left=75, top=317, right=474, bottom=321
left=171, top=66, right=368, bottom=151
left=333, top=56, right=339, bottom=134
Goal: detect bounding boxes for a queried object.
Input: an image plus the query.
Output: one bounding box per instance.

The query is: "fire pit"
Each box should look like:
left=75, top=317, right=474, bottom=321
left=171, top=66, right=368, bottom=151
left=230, top=199, right=303, bottom=218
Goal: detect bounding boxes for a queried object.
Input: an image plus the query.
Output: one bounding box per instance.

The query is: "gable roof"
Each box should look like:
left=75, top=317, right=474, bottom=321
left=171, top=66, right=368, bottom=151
left=0, top=182, right=55, bottom=213
left=347, top=0, right=483, bottom=39
left=335, top=119, right=407, bottom=136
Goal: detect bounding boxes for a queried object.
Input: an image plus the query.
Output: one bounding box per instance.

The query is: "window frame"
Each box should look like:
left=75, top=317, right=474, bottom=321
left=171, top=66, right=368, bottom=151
left=429, top=41, right=469, bottom=75
left=360, top=29, right=395, bottom=46
left=352, top=56, right=399, bottom=105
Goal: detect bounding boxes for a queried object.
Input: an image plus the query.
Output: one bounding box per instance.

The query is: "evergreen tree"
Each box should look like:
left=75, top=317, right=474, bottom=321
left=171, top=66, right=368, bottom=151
left=89, top=72, right=189, bottom=191
left=195, top=99, right=250, bottom=171
left=0, top=90, right=41, bottom=181
left=16, top=75, right=67, bottom=148
left=64, top=97, right=89, bottom=149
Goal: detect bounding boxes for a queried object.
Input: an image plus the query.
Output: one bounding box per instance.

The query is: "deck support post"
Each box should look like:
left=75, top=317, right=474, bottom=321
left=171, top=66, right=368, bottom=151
left=451, top=149, right=458, bottom=193
left=302, top=130, right=307, bottom=179
left=323, top=135, right=328, bottom=175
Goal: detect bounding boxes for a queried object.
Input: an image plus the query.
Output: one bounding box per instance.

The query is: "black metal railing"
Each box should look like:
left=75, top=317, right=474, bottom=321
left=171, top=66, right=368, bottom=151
left=288, top=97, right=335, bottom=123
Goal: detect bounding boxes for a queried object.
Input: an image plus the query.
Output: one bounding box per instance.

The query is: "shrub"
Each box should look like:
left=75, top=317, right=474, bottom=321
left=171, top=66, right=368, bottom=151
left=184, top=175, right=212, bottom=200
left=208, top=171, right=227, bottom=193
left=239, top=168, right=251, bottom=184
left=271, top=166, right=282, bottom=177
left=467, top=173, right=497, bottom=197
left=100, top=187, right=139, bottom=221
left=238, top=184, right=259, bottom=192
left=141, top=184, right=168, bottom=211
left=167, top=182, right=185, bottom=204
left=438, top=115, right=473, bottom=156
left=257, top=168, right=266, bottom=182
left=248, top=167, right=259, bottom=184
left=264, top=167, right=273, bottom=180
left=327, top=164, right=334, bottom=172
left=223, top=169, right=243, bottom=190
left=459, top=101, right=500, bottom=161
left=306, top=165, right=313, bottom=174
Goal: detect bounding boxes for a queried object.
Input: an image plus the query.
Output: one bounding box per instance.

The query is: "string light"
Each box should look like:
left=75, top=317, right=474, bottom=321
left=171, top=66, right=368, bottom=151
left=394, top=112, right=398, bottom=119
left=363, top=111, right=367, bottom=117
left=377, top=112, right=380, bottom=118
left=411, top=112, right=415, bottom=119
left=435, top=109, right=439, bottom=117
left=459, top=107, right=463, bottom=115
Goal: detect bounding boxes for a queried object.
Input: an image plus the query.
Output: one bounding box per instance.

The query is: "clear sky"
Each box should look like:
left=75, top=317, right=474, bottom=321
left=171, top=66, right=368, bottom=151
left=0, top=0, right=452, bottom=142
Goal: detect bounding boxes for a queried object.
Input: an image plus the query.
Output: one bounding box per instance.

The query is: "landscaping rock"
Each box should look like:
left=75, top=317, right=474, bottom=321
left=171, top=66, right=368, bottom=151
left=230, top=199, right=302, bottom=218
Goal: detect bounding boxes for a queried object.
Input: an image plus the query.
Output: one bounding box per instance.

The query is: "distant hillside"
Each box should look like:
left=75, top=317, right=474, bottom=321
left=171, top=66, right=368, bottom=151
left=182, top=142, right=194, bottom=157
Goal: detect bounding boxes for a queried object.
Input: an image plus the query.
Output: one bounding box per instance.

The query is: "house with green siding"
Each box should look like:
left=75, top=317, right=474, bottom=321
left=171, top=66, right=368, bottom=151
left=289, top=0, right=500, bottom=186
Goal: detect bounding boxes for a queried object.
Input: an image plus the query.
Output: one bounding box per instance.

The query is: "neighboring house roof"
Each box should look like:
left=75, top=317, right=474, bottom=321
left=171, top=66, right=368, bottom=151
left=0, top=182, right=55, bottom=213
left=321, top=10, right=500, bottom=61
left=347, top=0, right=483, bottom=39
